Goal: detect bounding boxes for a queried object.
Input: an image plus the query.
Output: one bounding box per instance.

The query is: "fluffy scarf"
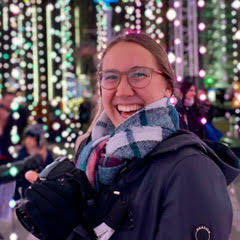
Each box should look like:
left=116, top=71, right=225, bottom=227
left=76, top=97, right=179, bottom=189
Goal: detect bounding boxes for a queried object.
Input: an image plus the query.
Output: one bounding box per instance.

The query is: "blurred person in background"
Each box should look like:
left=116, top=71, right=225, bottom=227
left=14, top=123, right=54, bottom=200
left=176, top=80, right=209, bottom=139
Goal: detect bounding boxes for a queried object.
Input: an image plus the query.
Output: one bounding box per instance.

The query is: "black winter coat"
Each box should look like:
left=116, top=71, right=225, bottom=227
left=93, top=130, right=240, bottom=240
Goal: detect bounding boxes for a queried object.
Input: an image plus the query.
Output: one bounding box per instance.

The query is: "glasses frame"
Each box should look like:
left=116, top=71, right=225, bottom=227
left=98, top=66, right=164, bottom=90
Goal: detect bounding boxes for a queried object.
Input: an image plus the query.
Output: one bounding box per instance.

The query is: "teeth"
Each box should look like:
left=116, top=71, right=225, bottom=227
left=117, top=104, right=142, bottom=112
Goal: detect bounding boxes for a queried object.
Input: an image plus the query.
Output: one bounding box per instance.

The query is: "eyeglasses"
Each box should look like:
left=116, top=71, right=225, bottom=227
left=98, top=66, right=164, bottom=90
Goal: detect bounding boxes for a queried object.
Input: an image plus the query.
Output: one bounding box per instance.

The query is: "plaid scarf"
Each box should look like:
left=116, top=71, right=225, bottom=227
left=76, top=98, right=179, bottom=189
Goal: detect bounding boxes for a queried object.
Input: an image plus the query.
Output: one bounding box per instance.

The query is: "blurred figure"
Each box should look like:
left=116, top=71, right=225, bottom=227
left=0, top=91, right=28, bottom=165
left=198, top=88, right=223, bottom=142
left=14, top=123, right=54, bottom=200
left=176, top=81, right=208, bottom=139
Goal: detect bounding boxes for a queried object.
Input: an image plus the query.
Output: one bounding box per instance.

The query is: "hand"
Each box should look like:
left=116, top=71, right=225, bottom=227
left=25, top=170, right=39, bottom=183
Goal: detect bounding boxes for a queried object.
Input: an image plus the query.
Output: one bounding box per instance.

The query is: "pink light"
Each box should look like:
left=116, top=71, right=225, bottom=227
left=200, top=117, right=207, bottom=125
left=170, top=95, right=177, bottom=106
left=199, top=93, right=207, bottom=101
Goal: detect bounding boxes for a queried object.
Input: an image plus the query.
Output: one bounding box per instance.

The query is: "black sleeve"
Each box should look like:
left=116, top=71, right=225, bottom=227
left=156, top=154, right=232, bottom=240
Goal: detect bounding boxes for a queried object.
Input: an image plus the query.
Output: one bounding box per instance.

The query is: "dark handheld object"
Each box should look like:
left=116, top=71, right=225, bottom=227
left=0, top=153, right=43, bottom=184
left=16, top=157, right=97, bottom=240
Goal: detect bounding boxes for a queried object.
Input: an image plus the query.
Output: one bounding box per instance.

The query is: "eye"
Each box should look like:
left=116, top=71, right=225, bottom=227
left=130, top=71, right=148, bottom=79
left=105, top=74, right=118, bottom=80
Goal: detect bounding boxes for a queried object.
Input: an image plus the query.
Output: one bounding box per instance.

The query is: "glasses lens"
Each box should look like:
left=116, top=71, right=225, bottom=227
left=128, top=67, right=151, bottom=88
left=100, top=71, right=119, bottom=89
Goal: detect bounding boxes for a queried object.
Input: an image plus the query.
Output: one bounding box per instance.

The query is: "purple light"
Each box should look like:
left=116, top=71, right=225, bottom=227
left=200, top=117, right=207, bottom=125
left=170, top=95, right=177, bottom=106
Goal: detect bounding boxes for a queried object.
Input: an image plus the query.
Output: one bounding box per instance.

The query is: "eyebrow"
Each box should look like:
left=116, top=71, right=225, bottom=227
left=102, top=66, right=150, bottom=72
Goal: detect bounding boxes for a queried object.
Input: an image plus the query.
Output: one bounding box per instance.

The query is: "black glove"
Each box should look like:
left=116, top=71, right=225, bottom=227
left=16, top=157, right=96, bottom=240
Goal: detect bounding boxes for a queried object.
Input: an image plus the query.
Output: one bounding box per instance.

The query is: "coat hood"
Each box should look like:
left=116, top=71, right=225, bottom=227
left=150, top=130, right=240, bottom=185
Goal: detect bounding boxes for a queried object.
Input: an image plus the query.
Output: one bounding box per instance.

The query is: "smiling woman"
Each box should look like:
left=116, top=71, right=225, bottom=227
left=22, top=31, right=240, bottom=240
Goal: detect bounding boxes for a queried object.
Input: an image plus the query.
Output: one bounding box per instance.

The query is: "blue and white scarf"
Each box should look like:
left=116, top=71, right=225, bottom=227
left=76, top=97, right=179, bottom=188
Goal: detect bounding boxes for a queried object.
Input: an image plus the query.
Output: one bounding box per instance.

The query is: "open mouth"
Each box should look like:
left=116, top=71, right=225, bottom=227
left=116, top=104, right=143, bottom=118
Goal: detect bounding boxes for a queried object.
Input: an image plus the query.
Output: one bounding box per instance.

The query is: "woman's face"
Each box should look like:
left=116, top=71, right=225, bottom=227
left=185, top=85, right=196, bottom=101
left=101, top=42, right=171, bottom=128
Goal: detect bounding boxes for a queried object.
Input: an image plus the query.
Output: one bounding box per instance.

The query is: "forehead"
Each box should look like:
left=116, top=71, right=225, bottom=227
left=102, top=42, right=158, bottom=71
left=189, top=85, right=196, bottom=91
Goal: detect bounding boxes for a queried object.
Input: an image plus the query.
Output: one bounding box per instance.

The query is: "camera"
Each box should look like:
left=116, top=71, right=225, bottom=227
left=16, top=157, right=96, bottom=240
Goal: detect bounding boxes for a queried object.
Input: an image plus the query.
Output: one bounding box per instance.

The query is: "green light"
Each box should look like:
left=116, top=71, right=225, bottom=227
left=11, top=134, right=20, bottom=144
left=55, top=109, right=61, bottom=116
left=11, top=102, right=20, bottom=111
left=56, top=136, right=62, bottom=142
left=43, top=125, right=48, bottom=131
left=3, top=53, right=9, bottom=59
left=27, top=94, right=33, bottom=100
left=204, top=77, right=214, bottom=85
left=9, top=166, right=19, bottom=177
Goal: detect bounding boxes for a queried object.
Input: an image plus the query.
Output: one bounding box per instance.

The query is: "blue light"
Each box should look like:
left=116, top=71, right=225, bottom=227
left=93, top=0, right=119, bottom=3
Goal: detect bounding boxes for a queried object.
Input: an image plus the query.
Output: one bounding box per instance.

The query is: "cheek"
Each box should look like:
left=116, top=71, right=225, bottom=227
left=102, top=90, right=113, bottom=105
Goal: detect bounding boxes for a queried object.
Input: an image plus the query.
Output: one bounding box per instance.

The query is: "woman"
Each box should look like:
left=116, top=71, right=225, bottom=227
left=22, top=32, right=239, bottom=240
left=176, top=81, right=210, bottom=139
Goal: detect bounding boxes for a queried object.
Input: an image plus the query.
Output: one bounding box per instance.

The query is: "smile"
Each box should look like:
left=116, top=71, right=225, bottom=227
left=116, top=104, right=143, bottom=118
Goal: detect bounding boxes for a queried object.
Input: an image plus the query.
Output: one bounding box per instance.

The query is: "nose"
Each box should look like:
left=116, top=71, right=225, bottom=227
left=115, top=74, right=134, bottom=97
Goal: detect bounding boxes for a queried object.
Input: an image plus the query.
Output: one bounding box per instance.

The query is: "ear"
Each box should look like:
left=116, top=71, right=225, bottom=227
left=164, top=88, right=172, bottom=98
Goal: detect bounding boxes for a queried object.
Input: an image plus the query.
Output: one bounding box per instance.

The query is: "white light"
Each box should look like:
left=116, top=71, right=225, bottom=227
left=174, top=19, right=180, bottom=27
left=198, top=0, right=205, bottom=8
left=176, top=57, right=182, bottom=63
left=237, top=63, right=240, bottom=70
left=232, top=0, right=240, bottom=9
left=234, top=30, right=240, bottom=40
left=114, top=25, right=121, bottom=32
left=13, top=112, right=20, bottom=120
left=9, top=199, right=16, bottom=208
left=176, top=76, right=183, bottom=82
left=199, top=69, right=206, bottom=78
left=174, top=1, right=181, bottom=8
left=198, top=22, right=206, bottom=31
left=62, top=131, right=69, bottom=138
left=12, top=37, right=22, bottom=46
left=145, top=9, right=153, bottom=19
left=156, top=17, right=163, bottom=24
left=199, top=46, right=207, bottom=54
left=47, top=3, right=54, bottom=11
left=52, top=122, right=61, bottom=131
left=174, top=38, right=181, bottom=45
left=166, top=8, right=177, bottom=21
left=61, top=149, right=67, bottom=155
left=168, top=52, right=176, bottom=64
left=11, top=68, right=21, bottom=79
left=126, top=6, right=135, bottom=15
left=115, top=6, right=122, bottom=13
left=53, top=146, right=61, bottom=155
left=9, top=233, right=18, bottom=240
left=10, top=4, right=20, bottom=15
